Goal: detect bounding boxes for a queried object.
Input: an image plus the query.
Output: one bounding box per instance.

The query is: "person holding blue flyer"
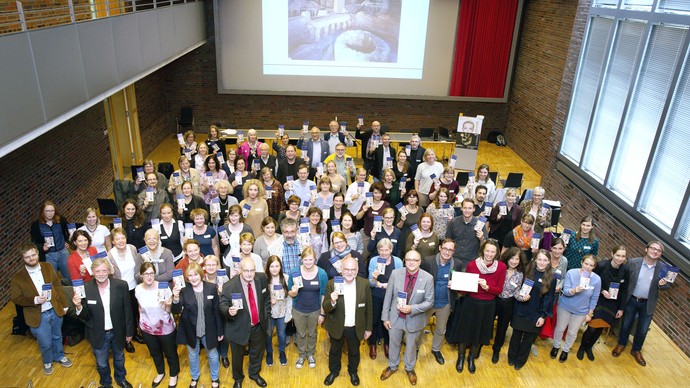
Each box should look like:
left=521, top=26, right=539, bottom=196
left=11, top=242, right=73, bottom=376
left=612, top=241, right=671, bottom=366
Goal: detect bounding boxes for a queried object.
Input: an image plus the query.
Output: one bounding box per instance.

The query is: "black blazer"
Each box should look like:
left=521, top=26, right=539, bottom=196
left=623, top=257, right=670, bottom=315
left=220, top=273, right=270, bottom=346
left=355, top=128, right=386, bottom=160
left=76, top=278, right=134, bottom=350
left=172, top=281, right=223, bottom=348
left=257, top=155, right=278, bottom=175
left=421, top=254, right=463, bottom=311
left=372, top=145, right=396, bottom=180
left=276, top=157, right=306, bottom=183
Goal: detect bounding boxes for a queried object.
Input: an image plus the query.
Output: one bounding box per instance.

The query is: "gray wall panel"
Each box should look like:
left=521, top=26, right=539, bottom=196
left=157, top=7, right=177, bottom=59
left=30, top=25, right=88, bottom=120
left=77, top=19, right=119, bottom=99
left=137, top=11, right=163, bottom=70
left=111, top=15, right=144, bottom=81
left=0, top=1, right=207, bottom=158
left=0, top=33, right=45, bottom=148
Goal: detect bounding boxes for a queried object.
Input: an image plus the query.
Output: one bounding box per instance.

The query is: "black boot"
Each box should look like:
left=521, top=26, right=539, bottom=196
left=468, top=345, right=478, bottom=374
left=456, top=344, right=467, bottom=373
left=456, top=355, right=465, bottom=373
left=467, top=355, right=476, bottom=374
left=576, top=343, right=585, bottom=360
left=491, top=349, right=500, bottom=364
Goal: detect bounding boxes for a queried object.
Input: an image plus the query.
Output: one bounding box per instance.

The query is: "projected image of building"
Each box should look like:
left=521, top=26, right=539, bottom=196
left=287, top=0, right=401, bottom=62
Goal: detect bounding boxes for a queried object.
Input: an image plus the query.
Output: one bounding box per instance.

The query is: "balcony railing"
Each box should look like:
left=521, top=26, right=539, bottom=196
left=0, top=0, right=200, bottom=35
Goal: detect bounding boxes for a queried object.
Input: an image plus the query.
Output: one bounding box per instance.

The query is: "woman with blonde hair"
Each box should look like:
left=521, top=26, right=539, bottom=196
left=78, top=207, right=112, bottom=252
left=238, top=128, right=263, bottom=164
left=239, top=179, right=269, bottom=238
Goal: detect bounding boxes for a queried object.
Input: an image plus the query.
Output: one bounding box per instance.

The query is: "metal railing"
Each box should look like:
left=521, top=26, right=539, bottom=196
left=0, top=0, right=200, bottom=35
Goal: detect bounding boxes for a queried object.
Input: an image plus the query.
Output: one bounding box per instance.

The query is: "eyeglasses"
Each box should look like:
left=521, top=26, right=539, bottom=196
left=648, top=246, right=662, bottom=252
left=441, top=247, right=454, bottom=252
left=333, top=240, right=346, bottom=245
left=142, top=272, right=155, bottom=277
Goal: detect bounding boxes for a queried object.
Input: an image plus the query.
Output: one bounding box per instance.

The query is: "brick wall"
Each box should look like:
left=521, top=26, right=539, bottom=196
left=164, top=41, right=509, bottom=136
left=504, top=0, right=690, bottom=356
left=0, top=69, right=169, bottom=306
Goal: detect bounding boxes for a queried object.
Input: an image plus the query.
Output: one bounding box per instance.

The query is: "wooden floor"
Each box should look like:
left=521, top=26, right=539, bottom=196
left=4, top=304, right=690, bottom=388
left=5, top=135, right=689, bottom=387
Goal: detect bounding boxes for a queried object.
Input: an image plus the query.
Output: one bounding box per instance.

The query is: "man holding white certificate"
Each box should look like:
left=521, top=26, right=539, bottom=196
left=420, top=239, right=463, bottom=365
left=380, top=250, right=434, bottom=386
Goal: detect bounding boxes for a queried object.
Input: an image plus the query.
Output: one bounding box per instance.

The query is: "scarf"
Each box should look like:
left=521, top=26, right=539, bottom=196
left=512, top=224, right=533, bottom=250
left=475, top=256, right=498, bottom=274
left=332, top=246, right=352, bottom=260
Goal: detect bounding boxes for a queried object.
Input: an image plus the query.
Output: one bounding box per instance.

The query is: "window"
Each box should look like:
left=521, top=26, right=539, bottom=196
left=560, top=1, right=690, bottom=262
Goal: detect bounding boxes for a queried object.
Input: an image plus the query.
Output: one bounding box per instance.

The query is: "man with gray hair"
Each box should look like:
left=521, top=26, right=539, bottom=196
left=380, top=250, right=434, bottom=386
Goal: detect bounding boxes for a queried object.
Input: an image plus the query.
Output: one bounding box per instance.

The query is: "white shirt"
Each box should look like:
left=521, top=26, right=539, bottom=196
left=79, top=224, right=110, bottom=253
left=27, top=265, right=53, bottom=312
left=100, top=280, right=113, bottom=331
left=343, top=280, right=357, bottom=327
left=110, top=247, right=137, bottom=290
left=415, top=162, right=444, bottom=195
left=381, top=146, right=392, bottom=172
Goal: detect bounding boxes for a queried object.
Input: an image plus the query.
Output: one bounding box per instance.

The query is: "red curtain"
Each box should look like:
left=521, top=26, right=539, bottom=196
left=449, top=0, right=520, bottom=98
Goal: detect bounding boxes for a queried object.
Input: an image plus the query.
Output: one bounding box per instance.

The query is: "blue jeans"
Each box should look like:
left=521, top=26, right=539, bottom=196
left=92, top=330, right=126, bottom=386
left=187, top=336, right=220, bottom=380
left=30, top=309, right=65, bottom=364
left=618, top=298, right=654, bottom=352
left=46, top=247, right=71, bottom=282
left=266, top=316, right=287, bottom=355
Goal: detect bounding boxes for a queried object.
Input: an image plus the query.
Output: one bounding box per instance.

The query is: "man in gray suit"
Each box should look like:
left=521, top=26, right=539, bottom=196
left=612, top=241, right=671, bottom=366
left=380, top=250, right=434, bottom=386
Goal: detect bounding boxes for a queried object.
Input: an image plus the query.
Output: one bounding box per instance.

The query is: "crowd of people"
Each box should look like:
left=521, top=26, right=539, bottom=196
left=11, top=121, right=675, bottom=387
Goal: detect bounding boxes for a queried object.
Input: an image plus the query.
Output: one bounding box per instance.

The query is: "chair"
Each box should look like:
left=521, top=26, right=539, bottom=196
left=176, top=107, right=194, bottom=133
left=439, top=126, right=450, bottom=139
left=503, top=172, right=524, bottom=192
left=456, top=171, right=469, bottom=187
left=97, top=198, right=119, bottom=218
left=419, top=127, right=434, bottom=138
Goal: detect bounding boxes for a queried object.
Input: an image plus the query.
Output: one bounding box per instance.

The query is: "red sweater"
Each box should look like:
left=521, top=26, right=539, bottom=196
left=465, top=259, right=506, bottom=301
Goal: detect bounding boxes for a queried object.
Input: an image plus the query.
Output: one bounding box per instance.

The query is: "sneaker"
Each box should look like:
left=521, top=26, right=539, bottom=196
left=43, top=363, right=53, bottom=375
left=279, top=352, right=287, bottom=366
left=296, top=357, right=305, bottom=369
left=266, top=353, right=274, bottom=367
left=57, top=357, right=73, bottom=368
left=308, top=355, right=316, bottom=368
left=531, top=345, right=539, bottom=357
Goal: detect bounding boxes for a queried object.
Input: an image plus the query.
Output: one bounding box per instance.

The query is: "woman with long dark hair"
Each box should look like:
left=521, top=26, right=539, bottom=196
left=507, top=249, right=556, bottom=370
left=491, top=247, right=526, bottom=364
left=577, top=245, right=628, bottom=361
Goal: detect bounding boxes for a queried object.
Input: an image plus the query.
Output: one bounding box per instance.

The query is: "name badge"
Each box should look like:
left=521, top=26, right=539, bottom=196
left=510, top=280, right=518, bottom=287
left=87, top=300, right=97, bottom=305
left=538, top=278, right=543, bottom=283
left=372, top=211, right=378, bottom=215
left=358, top=303, right=366, bottom=307
left=584, top=245, right=592, bottom=251
left=255, top=208, right=263, bottom=212
left=444, top=274, right=449, bottom=278
left=416, top=289, right=424, bottom=293
left=161, top=236, right=168, bottom=240
left=310, top=281, right=319, bottom=285
left=428, top=242, right=435, bottom=246
left=620, top=279, right=625, bottom=283
left=262, top=288, right=266, bottom=293
left=207, top=295, right=214, bottom=299
left=204, top=234, right=211, bottom=238
left=391, top=239, right=397, bottom=244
